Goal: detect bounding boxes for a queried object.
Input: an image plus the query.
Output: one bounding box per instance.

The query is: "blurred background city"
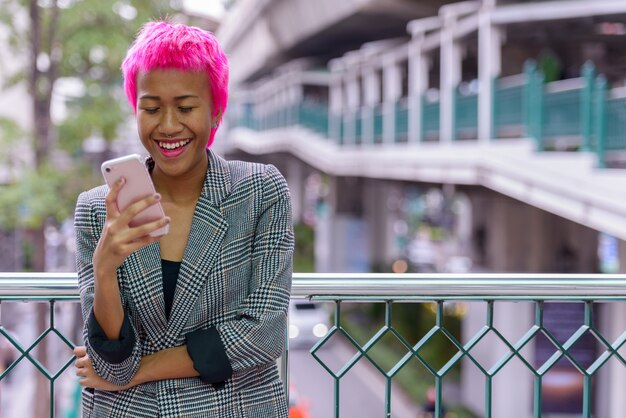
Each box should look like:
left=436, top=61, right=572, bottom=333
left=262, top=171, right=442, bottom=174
left=1, top=0, right=626, bottom=417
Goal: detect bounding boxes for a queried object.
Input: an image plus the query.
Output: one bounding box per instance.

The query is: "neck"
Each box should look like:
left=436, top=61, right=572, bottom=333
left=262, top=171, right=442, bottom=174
left=151, top=158, right=207, bottom=205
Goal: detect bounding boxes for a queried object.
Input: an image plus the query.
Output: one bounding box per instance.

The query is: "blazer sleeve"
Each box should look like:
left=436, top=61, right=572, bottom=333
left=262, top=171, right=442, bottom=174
left=186, top=165, right=294, bottom=382
left=74, top=191, right=143, bottom=387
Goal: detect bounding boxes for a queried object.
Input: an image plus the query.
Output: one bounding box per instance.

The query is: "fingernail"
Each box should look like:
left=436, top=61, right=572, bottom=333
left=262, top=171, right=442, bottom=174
left=154, top=193, right=161, bottom=201
left=118, top=177, right=125, bottom=185
left=165, top=217, right=170, bottom=224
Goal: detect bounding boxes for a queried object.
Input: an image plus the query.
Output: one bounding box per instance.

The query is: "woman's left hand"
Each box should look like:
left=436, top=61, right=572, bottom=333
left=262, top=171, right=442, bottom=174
left=73, top=346, right=130, bottom=392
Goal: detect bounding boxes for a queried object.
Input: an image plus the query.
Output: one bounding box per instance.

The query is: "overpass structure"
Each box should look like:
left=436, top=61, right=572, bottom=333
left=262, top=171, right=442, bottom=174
left=221, top=0, right=626, bottom=269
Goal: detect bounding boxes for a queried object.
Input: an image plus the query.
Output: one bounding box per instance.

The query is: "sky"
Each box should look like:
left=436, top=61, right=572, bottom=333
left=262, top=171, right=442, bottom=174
left=182, top=0, right=226, bottom=20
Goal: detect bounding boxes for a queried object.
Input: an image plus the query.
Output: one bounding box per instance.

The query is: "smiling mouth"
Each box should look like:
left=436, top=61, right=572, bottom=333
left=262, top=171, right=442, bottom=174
left=158, top=139, right=191, bottom=150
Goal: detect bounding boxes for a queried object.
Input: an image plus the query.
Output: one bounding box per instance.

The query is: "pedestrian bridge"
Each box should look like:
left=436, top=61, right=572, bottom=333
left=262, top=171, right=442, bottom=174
left=227, top=56, right=626, bottom=246
left=3, top=272, right=626, bottom=418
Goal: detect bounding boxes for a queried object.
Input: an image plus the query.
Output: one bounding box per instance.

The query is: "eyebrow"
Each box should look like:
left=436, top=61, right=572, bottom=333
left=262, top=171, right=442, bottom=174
left=138, top=95, right=200, bottom=101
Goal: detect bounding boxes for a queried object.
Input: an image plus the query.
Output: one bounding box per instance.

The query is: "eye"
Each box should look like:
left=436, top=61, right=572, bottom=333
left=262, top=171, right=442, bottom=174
left=179, top=107, right=194, bottom=113
left=141, top=108, right=159, bottom=114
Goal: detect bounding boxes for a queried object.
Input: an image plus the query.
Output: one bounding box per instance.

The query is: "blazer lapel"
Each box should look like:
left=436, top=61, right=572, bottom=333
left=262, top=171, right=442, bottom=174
left=124, top=241, right=168, bottom=344
left=163, top=151, right=231, bottom=345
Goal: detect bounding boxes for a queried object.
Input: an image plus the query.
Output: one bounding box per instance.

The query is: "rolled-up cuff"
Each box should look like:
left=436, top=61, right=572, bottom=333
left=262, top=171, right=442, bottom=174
left=87, top=309, right=136, bottom=364
left=185, top=327, right=233, bottom=385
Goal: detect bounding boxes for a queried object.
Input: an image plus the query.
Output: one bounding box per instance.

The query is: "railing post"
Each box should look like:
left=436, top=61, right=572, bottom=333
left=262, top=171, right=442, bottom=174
left=533, top=70, right=545, bottom=151
left=491, top=77, right=497, bottom=140
left=594, top=74, right=608, bottom=168
left=452, top=86, right=458, bottom=142
left=523, top=60, right=536, bottom=138
left=524, top=59, right=545, bottom=151
left=580, top=61, right=596, bottom=152
left=534, top=376, right=543, bottom=418
left=296, top=101, right=302, bottom=127
left=421, top=95, right=426, bottom=142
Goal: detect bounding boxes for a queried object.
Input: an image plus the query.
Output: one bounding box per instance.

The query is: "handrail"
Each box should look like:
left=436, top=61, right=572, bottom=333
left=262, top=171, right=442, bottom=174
left=2, top=272, right=626, bottom=299
left=545, top=77, right=584, bottom=94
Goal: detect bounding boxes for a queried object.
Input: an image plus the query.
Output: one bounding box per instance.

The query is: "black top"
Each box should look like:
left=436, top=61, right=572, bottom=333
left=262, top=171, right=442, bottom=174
left=161, top=259, right=181, bottom=320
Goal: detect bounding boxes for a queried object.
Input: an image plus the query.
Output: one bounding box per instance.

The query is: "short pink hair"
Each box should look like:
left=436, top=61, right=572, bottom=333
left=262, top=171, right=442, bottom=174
left=122, top=21, right=229, bottom=148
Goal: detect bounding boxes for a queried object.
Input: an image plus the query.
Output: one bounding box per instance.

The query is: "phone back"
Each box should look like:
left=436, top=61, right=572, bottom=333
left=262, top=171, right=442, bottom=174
left=101, top=154, right=168, bottom=236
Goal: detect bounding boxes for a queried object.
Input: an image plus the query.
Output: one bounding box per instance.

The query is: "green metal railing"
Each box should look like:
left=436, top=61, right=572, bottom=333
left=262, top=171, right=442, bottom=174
left=342, top=111, right=355, bottom=145
left=0, top=274, right=79, bottom=418
left=230, top=61, right=626, bottom=167
left=298, top=102, right=329, bottom=136
left=5, top=273, right=626, bottom=417
left=542, top=86, right=582, bottom=139
left=494, top=82, right=524, bottom=135
left=422, top=96, right=440, bottom=141
left=373, top=104, right=384, bottom=144
left=329, top=113, right=343, bottom=144
left=395, top=100, right=409, bottom=142
left=293, top=273, right=626, bottom=418
left=455, top=89, right=478, bottom=139
left=605, top=96, right=626, bottom=152
left=354, top=110, right=363, bottom=145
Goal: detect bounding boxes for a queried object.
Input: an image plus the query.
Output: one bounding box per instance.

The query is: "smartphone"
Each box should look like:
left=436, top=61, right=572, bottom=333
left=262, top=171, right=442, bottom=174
left=101, top=154, right=169, bottom=237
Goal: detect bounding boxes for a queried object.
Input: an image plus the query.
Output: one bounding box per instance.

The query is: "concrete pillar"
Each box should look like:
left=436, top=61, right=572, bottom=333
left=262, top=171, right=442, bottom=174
left=480, top=195, right=535, bottom=272
left=439, top=12, right=462, bottom=143
left=408, top=38, right=429, bottom=144
left=276, top=87, right=284, bottom=127
left=315, top=177, right=369, bottom=273
left=329, top=62, right=344, bottom=141
left=382, top=59, right=402, bottom=144
left=262, top=85, right=272, bottom=130
left=362, top=67, right=380, bottom=144
left=468, top=191, right=599, bottom=273
left=477, top=4, right=502, bottom=142
left=602, top=241, right=626, bottom=418
left=258, top=88, right=266, bottom=130
left=287, top=74, right=300, bottom=126
left=363, top=179, right=397, bottom=270
left=279, top=87, right=288, bottom=128
left=293, top=78, right=304, bottom=127
left=345, top=72, right=361, bottom=145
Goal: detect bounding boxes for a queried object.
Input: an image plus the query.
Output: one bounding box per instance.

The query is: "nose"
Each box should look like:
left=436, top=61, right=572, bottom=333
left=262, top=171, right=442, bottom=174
left=158, top=108, right=183, bottom=137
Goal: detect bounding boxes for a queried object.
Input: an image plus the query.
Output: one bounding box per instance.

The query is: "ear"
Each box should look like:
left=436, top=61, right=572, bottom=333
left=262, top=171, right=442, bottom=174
left=212, top=109, right=223, bottom=128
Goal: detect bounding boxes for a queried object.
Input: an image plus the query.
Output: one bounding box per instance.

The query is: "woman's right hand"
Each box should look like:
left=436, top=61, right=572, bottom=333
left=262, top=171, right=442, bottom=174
left=92, top=177, right=170, bottom=276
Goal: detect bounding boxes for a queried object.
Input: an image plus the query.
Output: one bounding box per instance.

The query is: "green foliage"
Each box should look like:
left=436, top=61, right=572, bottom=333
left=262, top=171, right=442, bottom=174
left=294, top=223, right=315, bottom=272
left=0, top=162, right=96, bottom=229
left=0, top=0, right=180, bottom=232
left=58, top=93, right=127, bottom=153
left=0, top=117, right=21, bottom=153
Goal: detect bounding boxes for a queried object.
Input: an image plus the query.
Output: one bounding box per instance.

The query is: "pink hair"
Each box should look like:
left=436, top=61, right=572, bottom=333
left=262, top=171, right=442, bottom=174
left=121, top=21, right=229, bottom=148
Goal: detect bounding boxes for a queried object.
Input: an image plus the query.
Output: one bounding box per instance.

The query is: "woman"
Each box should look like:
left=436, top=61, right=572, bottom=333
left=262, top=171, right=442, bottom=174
left=73, top=20, right=293, bottom=417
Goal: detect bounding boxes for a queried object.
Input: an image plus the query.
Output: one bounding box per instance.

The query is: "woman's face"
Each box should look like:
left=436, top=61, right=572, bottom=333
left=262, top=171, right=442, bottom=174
left=136, top=69, right=216, bottom=180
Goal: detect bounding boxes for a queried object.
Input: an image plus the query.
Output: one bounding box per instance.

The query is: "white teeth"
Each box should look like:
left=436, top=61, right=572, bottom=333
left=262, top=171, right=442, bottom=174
left=159, top=139, right=191, bottom=150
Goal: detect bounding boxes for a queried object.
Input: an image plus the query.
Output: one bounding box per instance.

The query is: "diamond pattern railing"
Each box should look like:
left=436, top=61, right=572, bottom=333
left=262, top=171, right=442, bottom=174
left=0, top=302, right=77, bottom=417
left=3, top=273, right=626, bottom=417
left=0, top=274, right=80, bottom=417
left=291, top=273, right=626, bottom=418
left=307, top=299, right=626, bottom=418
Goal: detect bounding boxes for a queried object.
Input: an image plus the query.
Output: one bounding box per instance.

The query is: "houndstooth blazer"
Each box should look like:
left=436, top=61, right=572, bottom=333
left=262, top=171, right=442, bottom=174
left=74, top=151, right=294, bottom=417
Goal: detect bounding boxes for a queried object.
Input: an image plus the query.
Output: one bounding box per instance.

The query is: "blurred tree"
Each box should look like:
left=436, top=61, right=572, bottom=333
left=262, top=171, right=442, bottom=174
left=0, top=0, right=180, bottom=415
left=0, top=0, right=182, bottom=266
